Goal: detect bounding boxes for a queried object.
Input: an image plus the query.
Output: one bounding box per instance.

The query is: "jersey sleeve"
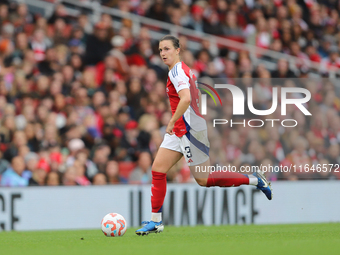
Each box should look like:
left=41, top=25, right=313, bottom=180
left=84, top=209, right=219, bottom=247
left=169, top=64, right=190, bottom=94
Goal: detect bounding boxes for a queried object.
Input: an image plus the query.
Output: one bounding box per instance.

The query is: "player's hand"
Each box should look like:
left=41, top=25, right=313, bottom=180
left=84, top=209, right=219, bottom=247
left=166, top=121, right=175, bottom=135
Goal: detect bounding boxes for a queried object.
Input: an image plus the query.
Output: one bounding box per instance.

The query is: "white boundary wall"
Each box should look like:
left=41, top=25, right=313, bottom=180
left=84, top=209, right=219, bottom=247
left=0, top=181, right=339, bottom=231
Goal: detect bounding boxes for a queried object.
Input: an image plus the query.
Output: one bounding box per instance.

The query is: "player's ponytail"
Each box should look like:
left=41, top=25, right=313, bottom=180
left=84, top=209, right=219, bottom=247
left=160, top=35, right=180, bottom=50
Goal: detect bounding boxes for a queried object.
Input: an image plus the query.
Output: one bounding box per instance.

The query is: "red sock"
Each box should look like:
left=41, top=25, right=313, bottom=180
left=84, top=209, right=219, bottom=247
left=151, top=171, right=167, bottom=213
left=206, top=171, right=249, bottom=187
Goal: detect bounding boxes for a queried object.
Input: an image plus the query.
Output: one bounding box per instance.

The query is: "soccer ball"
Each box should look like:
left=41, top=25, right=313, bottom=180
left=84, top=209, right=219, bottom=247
left=101, top=213, right=127, bottom=237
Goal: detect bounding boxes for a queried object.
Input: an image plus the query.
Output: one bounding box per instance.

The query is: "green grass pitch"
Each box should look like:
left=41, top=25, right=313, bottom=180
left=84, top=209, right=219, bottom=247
left=1, top=223, right=340, bottom=255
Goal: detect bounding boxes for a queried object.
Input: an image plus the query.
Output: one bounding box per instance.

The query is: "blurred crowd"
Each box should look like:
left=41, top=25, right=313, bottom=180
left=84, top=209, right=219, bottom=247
left=0, top=0, right=340, bottom=187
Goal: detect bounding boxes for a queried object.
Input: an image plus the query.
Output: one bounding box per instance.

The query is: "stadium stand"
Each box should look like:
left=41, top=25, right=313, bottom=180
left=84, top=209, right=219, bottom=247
left=0, top=0, right=340, bottom=187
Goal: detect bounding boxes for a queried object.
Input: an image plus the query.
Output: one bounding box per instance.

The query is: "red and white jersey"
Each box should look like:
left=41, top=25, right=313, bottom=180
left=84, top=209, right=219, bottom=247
left=167, top=61, right=207, bottom=137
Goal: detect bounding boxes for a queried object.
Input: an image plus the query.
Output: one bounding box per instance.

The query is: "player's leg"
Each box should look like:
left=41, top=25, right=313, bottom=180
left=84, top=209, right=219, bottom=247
left=189, top=157, right=210, bottom=186
left=179, top=129, right=213, bottom=185
left=190, top=160, right=272, bottom=200
left=189, top=157, right=253, bottom=187
left=185, top=129, right=272, bottom=199
left=150, top=147, right=182, bottom=221
left=136, top=134, right=183, bottom=235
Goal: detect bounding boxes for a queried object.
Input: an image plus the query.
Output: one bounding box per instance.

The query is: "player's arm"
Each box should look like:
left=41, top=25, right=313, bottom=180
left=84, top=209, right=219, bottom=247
left=166, top=67, right=191, bottom=134
left=168, top=88, right=191, bottom=127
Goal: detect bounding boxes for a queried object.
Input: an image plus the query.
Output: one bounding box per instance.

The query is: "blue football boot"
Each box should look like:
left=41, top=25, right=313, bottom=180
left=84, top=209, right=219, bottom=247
left=253, top=171, right=273, bottom=200
left=135, top=221, right=164, bottom=236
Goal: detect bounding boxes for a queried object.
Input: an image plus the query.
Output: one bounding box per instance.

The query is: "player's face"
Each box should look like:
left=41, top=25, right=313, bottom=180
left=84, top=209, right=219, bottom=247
left=159, top=40, right=180, bottom=67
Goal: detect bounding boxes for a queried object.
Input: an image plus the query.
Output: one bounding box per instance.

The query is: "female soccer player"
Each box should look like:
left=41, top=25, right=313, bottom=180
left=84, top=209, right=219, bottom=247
left=136, top=35, right=272, bottom=235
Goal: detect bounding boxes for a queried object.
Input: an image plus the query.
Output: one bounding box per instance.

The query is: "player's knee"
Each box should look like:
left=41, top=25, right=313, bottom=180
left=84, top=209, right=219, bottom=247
left=195, top=178, right=207, bottom=187
left=151, top=166, right=163, bottom=173
left=151, top=164, right=167, bottom=174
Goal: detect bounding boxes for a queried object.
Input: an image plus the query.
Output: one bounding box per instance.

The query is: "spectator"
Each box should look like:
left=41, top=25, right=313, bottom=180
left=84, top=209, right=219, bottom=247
left=73, top=160, right=91, bottom=186
left=11, top=3, right=34, bottom=30
left=118, top=120, right=150, bottom=162
left=0, top=151, right=10, bottom=175
left=84, top=22, right=112, bottom=65
left=146, top=0, right=167, bottom=21
left=66, top=138, right=85, bottom=166
left=271, top=58, right=297, bottom=79
left=126, top=77, right=146, bottom=116
left=284, top=136, right=312, bottom=179
left=222, top=11, right=243, bottom=37
left=28, top=167, right=47, bottom=186
left=186, top=4, right=209, bottom=34
left=1, top=156, right=30, bottom=187
left=205, top=10, right=223, bottom=35
left=45, top=171, right=61, bottom=186
left=30, top=29, right=51, bottom=62
left=129, top=151, right=152, bottom=184
left=105, top=160, right=122, bottom=184
left=327, top=144, right=340, bottom=166
left=24, top=152, right=38, bottom=172
left=62, top=166, right=77, bottom=186
left=321, top=46, right=340, bottom=71
left=75, top=149, right=98, bottom=181
left=48, top=4, right=69, bottom=24
left=92, top=144, right=111, bottom=173
left=3, top=130, right=27, bottom=162
left=38, top=48, right=58, bottom=76
left=92, top=173, right=108, bottom=185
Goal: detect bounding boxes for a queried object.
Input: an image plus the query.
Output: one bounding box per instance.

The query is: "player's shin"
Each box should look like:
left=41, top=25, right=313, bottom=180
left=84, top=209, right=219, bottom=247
left=151, top=171, right=167, bottom=222
left=206, top=171, right=257, bottom=187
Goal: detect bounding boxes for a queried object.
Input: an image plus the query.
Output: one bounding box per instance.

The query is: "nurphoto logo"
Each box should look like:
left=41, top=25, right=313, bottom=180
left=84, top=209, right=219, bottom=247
left=199, top=81, right=312, bottom=128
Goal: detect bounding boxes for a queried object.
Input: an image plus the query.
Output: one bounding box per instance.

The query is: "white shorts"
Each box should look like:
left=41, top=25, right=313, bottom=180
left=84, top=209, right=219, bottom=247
left=160, top=129, right=210, bottom=166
